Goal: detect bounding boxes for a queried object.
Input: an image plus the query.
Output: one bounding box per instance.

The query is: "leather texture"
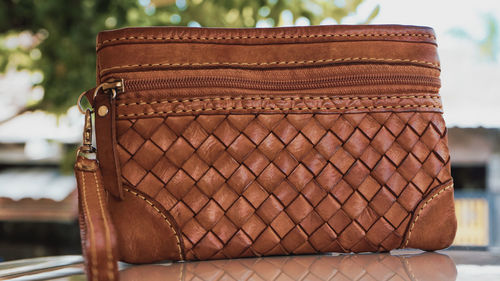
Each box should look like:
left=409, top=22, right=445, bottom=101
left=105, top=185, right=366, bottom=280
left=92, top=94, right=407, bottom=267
left=75, top=156, right=119, bottom=281
left=115, top=112, right=452, bottom=260
left=76, top=24, right=457, bottom=280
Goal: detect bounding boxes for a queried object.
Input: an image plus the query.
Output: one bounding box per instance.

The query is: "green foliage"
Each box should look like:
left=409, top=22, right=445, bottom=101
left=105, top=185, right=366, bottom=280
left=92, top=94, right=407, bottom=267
left=60, top=144, right=80, bottom=174
left=448, top=14, right=499, bottom=62
left=0, top=0, right=379, bottom=114
left=479, top=15, right=499, bottom=61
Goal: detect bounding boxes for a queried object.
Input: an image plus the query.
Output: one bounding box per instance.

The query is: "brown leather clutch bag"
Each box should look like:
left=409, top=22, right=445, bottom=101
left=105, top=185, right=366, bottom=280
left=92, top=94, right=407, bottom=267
left=75, top=25, right=457, bottom=281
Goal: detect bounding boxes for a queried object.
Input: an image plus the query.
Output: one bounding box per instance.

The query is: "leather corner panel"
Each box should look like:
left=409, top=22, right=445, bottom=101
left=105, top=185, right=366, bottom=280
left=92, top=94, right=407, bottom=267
left=403, top=180, right=457, bottom=250
left=109, top=186, right=184, bottom=263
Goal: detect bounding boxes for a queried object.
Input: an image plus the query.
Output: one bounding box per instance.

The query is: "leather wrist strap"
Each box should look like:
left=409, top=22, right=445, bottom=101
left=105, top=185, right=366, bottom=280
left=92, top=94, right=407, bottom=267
left=75, top=155, right=119, bottom=281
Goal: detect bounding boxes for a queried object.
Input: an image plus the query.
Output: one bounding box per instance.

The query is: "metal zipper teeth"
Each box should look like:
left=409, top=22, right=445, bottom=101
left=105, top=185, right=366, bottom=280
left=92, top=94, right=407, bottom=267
left=121, top=74, right=440, bottom=93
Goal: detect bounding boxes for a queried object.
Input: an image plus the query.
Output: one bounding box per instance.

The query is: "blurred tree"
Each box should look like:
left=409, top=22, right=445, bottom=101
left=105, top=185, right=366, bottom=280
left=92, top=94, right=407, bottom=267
left=479, top=15, right=499, bottom=61
left=448, top=13, right=499, bottom=62
left=0, top=0, right=379, bottom=115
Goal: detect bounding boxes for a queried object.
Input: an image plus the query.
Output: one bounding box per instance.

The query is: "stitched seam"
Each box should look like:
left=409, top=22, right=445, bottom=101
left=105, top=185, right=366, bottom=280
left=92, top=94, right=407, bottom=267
left=80, top=172, right=98, bottom=280
left=404, top=183, right=454, bottom=247
left=98, top=32, right=436, bottom=46
left=100, top=58, right=440, bottom=74
left=118, top=95, right=440, bottom=107
left=93, top=172, right=115, bottom=280
left=117, top=104, right=442, bottom=118
left=124, top=188, right=183, bottom=260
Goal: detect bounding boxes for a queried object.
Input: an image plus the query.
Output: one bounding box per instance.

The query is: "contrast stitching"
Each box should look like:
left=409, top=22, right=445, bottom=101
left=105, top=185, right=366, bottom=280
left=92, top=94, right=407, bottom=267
left=100, top=58, right=440, bottom=74
left=118, top=104, right=442, bottom=118
left=404, top=184, right=454, bottom=247
left=124, top=188, right=184, bottom=260
left=118, top=95, right=440, bottom=107
left=93, top=172, right=115, bottom=280
left=80, top=172, right=98, bottom=281
left=98, top=32, right=436, bottom=46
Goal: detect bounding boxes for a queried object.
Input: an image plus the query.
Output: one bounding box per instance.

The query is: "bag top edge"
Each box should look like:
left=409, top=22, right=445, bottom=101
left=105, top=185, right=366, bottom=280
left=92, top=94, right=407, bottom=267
left=96, top=24, right=436, bottom=50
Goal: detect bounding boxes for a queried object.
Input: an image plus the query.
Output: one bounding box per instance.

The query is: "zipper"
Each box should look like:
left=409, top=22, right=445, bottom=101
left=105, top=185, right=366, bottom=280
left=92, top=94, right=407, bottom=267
left=104, top=74, right=440, bottom=96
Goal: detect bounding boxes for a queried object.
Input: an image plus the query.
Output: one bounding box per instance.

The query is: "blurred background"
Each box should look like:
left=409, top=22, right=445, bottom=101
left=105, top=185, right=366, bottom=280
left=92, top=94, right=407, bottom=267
left=0, top=0, right=499, bottom=261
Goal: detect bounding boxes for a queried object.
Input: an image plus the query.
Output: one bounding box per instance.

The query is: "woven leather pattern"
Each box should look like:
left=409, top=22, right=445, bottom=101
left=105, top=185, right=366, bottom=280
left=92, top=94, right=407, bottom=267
left=115, top=111, right=451, bottom=260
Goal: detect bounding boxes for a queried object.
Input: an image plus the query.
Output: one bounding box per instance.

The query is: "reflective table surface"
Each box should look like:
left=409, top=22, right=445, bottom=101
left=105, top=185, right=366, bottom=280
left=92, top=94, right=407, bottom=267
left=0, top=250, right=499, bottom=281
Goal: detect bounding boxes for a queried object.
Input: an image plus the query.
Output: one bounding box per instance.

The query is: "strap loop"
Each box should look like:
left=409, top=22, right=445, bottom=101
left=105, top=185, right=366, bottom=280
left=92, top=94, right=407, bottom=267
left=75, top=156, right=119, bottom=281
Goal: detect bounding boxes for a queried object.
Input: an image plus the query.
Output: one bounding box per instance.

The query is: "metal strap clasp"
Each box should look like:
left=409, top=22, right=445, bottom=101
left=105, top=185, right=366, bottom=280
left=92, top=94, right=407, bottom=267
left=76, top=109, right=96, bottom=158
left=76, top=79, right=124, bottom=159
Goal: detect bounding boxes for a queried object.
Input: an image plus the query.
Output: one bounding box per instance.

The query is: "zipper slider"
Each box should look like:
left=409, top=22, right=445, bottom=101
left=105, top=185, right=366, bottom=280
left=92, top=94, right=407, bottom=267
left=77, top=79, right=125, bottom=114
left=95, top=78, right=125, bottom=99
left=102, top=79, right=125, bottom=93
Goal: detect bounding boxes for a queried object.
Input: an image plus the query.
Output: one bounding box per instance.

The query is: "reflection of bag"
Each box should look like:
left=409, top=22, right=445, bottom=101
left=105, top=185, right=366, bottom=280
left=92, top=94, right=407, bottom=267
left=75, top=25, right=457, bottom=281
left=119, top=252, right=457, bottom=281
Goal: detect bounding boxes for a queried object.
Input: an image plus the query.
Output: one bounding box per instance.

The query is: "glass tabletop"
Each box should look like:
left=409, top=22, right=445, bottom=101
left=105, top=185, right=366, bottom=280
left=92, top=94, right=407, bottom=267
left=0, top=250, right=498, bottom=281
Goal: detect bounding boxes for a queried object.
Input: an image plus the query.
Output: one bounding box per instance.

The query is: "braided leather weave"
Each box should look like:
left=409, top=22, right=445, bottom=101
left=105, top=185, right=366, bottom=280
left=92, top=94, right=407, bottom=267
left=115, top=111, right=451, bottom=260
